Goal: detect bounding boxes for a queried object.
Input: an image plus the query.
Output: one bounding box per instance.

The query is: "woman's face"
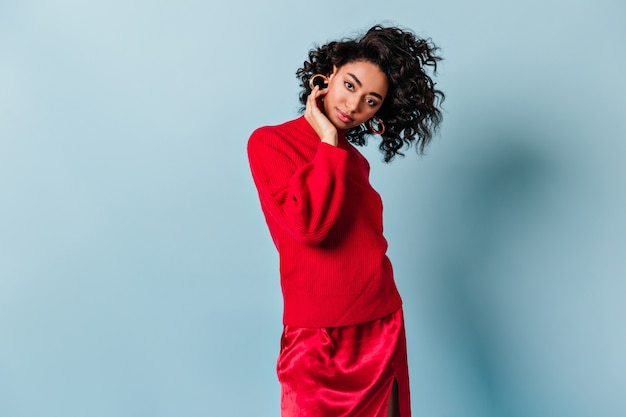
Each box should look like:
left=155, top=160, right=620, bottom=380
left=323, top=61, right=388, bottom=131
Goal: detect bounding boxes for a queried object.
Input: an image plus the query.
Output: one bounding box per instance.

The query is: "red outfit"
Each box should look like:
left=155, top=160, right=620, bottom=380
left=278, top=308, right=410, bottom=417
left=248, top=116, right=410, bottom=416
left=247, top=116, right=402, bottom=328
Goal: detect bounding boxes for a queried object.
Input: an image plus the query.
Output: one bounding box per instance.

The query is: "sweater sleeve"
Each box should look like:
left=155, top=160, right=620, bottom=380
left=247, top=126, right=348, bottom=245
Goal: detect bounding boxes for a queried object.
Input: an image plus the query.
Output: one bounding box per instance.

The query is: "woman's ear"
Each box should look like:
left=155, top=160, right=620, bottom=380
left=327, top=65, right=338, bottom=81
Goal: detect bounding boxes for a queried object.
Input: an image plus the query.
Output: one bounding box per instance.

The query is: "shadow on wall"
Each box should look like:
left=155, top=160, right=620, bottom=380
left=424, top=126, right=567, bottom=417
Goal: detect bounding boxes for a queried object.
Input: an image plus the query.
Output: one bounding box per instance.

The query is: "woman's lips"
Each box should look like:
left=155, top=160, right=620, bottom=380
left=336, top=108, right=353, bottom=124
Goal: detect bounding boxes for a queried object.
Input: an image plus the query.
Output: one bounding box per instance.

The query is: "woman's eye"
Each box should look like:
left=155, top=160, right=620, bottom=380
left=344, top=81, right=354, bottom=90
left=366, top=98, right=377, bottom=107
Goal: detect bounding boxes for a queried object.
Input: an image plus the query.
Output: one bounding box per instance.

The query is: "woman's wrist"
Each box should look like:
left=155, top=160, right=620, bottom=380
left=320, top=134, right=338, bottom=147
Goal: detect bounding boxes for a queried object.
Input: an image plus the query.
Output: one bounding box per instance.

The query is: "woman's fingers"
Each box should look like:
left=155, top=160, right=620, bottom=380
left=306, top=86, right=324, bottom=114
left=305, top=86, right=338, bottom=146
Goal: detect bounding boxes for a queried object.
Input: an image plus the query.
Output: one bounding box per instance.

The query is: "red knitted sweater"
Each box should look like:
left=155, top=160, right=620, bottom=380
left=248, top=116, right=402, bottom=327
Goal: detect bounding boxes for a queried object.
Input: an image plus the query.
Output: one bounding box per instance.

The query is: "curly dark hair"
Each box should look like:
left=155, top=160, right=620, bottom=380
left=296, top=25, right=445, bottom=162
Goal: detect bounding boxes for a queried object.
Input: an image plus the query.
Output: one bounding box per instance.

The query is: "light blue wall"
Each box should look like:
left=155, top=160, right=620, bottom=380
left=1, top=1, right=625, bottom=416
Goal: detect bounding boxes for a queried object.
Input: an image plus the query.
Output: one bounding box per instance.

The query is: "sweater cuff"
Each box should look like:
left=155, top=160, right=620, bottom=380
left=315, top=141, right=348, bottom=168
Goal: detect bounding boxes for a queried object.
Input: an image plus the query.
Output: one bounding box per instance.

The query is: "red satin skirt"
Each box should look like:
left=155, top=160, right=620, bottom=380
left=277, top=308, right=410, bottom=417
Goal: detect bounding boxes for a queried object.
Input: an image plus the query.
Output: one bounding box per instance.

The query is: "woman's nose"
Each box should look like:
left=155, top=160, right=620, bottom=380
left=346, top=98, right=359, bottom=113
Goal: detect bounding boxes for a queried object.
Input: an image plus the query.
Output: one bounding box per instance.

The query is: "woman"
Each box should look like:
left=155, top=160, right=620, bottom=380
left=247, top=25, right=444, bottom=417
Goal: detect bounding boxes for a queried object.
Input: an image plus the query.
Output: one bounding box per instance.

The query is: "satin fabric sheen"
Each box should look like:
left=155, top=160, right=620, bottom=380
left=277, top=308, right=410, bottom=417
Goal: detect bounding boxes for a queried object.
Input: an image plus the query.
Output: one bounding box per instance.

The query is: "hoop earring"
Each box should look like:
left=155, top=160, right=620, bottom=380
left=309, top=74, right=328, bottom=89
left=368, top=116, right=385, bottom=135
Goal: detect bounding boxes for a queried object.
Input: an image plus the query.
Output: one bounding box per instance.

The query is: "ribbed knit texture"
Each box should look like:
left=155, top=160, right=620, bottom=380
left=248, top=116, right=402, bottom=327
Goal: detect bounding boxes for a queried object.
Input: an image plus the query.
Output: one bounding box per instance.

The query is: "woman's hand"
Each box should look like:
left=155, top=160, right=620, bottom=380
left=304, top=85, right=338, bottom=147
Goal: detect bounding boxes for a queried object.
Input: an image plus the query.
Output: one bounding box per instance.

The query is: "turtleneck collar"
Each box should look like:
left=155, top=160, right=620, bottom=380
left=295, top=115, right=348, bottom=145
